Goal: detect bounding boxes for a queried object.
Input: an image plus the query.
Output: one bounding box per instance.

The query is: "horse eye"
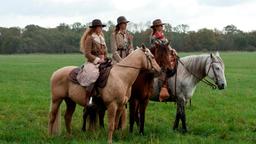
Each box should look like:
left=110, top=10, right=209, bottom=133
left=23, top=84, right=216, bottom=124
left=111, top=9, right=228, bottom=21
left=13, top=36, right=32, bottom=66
left=216, top=67, right=220, bottom=70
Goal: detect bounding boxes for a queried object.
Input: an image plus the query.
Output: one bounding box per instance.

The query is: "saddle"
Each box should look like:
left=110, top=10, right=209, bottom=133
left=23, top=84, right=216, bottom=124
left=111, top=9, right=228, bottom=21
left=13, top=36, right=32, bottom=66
left=69, top=58, right=113, bottom=88
left=69, top=67, right=80, bottom=84
left=95, top=58, right=113, bottom=88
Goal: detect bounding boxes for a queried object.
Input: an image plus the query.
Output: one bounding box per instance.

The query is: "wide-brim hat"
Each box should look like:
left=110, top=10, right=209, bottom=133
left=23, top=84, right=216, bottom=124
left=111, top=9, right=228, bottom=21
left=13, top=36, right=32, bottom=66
left=150, top=19, right=165, bottom=28
left=116, top=16, right=130, bottom=26
left=89, top=19, right=106, bottom=28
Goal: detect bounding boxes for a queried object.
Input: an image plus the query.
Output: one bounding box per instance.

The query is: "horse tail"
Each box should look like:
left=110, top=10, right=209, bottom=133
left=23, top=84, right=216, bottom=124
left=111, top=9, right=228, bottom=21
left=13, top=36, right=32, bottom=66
left=86, top=97, right=98, bottom=131
left=48, top=69, right=64, bottom=136
left=48, top=99, right=62, bottom=136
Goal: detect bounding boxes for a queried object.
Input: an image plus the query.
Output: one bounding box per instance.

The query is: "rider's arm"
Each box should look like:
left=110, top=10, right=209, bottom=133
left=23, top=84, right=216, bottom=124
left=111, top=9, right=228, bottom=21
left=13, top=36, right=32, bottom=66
left=111, top=33, right=122, bottom=62
left=84, top=36, right=101, bottom=64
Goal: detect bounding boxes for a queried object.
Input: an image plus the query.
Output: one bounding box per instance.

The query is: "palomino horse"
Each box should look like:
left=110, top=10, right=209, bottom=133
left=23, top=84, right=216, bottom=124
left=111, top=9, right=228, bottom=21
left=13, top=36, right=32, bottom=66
left=48, top=46, right=161, bottom=144
left=130, top=52, right=227, bottom=134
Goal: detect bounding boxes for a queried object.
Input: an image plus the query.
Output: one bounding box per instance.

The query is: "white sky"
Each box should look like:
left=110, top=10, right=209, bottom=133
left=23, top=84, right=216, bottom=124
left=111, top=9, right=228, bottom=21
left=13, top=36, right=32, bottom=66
left=0, top=0, right=255, bottom=31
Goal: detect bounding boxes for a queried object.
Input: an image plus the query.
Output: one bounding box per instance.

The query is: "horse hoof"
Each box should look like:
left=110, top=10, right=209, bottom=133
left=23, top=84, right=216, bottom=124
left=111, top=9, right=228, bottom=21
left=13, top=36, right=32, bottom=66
left=172, top=126, right=178, bottom=131
left=181, top=128, right=188, bottom=134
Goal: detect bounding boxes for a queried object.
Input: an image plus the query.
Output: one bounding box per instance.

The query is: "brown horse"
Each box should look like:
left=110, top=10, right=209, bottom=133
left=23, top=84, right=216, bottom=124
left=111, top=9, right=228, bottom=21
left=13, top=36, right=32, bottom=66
left=129, top=42, right=175, bottom=134
left=48, top=46, right=161, bottom=144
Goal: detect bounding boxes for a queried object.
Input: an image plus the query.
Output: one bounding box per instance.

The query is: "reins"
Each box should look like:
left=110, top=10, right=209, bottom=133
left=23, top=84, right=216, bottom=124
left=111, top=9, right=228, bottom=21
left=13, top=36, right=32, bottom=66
left=116, top=49, right=153, bottom=71
left=177, top=55, right=218, bottom=89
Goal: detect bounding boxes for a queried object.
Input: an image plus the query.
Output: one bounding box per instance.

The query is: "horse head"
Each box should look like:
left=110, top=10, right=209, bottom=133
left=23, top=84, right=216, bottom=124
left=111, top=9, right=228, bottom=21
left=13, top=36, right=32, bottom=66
left=138, top=44, right=161, bottom=73
left=206, top=52, right=227, bottom=90
left=150, top=42, right=177, bottom=77
left=151, top=42, right=171, bottom=69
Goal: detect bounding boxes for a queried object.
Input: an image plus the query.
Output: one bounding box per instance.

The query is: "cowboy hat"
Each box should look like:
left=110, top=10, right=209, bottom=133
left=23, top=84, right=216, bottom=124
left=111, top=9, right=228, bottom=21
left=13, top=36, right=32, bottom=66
left=89, top=19, right=106, bottom=28
left=150, top=19, right=165, bottom=28
left=116, top=16, right=129, bottom=26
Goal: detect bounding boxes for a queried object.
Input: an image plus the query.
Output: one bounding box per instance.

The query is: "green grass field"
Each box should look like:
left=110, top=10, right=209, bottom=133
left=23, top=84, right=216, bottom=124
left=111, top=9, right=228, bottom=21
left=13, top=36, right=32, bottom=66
left=0, top=52, right=255, bottom=144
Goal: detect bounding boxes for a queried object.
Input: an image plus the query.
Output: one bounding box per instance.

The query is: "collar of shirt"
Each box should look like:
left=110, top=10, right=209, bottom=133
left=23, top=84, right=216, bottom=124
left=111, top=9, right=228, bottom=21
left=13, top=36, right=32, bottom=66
left=92, top=33, right=106, bottom=46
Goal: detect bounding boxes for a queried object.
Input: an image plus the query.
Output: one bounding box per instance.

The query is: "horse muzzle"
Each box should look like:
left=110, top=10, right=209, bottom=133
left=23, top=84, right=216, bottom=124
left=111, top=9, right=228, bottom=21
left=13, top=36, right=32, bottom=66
left=216, top=80, right=226, bottom=90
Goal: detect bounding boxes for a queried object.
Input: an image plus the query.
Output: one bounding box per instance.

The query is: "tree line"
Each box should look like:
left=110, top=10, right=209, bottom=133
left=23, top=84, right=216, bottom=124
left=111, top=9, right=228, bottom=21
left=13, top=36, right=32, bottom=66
left=0, top=21, right=255, bottom=54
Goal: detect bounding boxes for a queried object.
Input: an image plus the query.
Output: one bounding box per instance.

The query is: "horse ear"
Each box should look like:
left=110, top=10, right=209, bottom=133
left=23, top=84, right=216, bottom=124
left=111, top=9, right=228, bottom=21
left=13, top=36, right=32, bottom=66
left=210, top=53, right=214, bottom=58
left=215, top=51, right=220, bottom=57
left=141, top=43, right=146, bottom=49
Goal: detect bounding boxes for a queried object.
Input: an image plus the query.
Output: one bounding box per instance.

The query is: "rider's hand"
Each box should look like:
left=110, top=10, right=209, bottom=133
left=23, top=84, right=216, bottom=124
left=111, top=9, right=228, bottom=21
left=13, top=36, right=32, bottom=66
left=98, top=59, right=105, bottom=64
left=128, top=34, right=133, bottom=41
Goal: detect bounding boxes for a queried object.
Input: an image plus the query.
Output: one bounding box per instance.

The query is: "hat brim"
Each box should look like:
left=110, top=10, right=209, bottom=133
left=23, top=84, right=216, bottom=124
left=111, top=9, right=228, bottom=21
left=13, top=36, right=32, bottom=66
left=150, top=23, right=165, bottom=28
left=116, top=21, right=130, bottom=26
left=89, top=24, right=106, bottom=28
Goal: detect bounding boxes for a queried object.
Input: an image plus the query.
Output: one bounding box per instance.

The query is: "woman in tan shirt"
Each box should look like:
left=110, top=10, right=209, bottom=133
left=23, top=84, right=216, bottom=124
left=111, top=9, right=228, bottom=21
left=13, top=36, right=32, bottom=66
left=111, top=16, right=134, bottom=63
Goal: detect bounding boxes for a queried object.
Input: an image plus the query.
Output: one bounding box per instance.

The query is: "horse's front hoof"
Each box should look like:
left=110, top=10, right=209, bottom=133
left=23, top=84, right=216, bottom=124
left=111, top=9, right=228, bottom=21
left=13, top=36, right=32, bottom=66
left=181, top=128, right=188, bottom=134
left=139, top=131, right=144, bottom=136
left=66, top=133, right=72, bottom=138
left=172, top=125, right=178, bottom=131
left=108, top=140, right=112, bottom=144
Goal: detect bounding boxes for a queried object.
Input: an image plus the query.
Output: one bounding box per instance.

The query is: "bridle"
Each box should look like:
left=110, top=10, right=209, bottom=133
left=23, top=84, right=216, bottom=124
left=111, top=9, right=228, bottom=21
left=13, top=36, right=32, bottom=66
left=116, top=49, right=154, bottom=71
left=205, top=56, right=223, bottom=86
left=178, top=54, right=223, bottom=89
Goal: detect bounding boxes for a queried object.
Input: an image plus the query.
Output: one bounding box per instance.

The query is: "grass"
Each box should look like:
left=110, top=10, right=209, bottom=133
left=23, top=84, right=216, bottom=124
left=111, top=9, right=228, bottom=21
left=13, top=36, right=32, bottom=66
left=0, top=52, right=255, bottom=144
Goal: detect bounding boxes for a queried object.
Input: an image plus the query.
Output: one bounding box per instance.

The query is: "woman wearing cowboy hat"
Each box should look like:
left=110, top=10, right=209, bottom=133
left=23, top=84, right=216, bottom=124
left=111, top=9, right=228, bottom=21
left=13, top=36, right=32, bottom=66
left=77, top=19, right=108, bottom=99
left=111, top=16, right=134, bottom=63
left=150, top=19, right=177, bottom=101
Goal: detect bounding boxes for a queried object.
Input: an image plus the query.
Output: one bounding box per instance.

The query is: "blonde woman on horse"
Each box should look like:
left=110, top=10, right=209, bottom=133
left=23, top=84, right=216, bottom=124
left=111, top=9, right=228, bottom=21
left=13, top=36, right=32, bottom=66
left=150, top=19, right=177, bottom=101
left=111, top=16, right=134, bottom=64
left=77, top=19, right=107, bottom=103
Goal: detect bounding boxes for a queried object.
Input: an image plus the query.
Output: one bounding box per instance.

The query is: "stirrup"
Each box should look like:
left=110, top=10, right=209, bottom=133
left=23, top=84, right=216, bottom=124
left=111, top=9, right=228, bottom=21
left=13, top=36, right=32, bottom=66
left=159, top=87, right=170, bottom=102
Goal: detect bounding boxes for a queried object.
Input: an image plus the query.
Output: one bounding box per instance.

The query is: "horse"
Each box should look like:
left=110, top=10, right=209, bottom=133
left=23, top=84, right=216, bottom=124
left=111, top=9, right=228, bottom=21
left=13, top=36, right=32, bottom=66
left=129, top=42, right=174, bottom=134
left=165, top=52, right=227, bottom=132
left=48, top=45, right=161, bottom=144
left=130, top=52, right=227, bottom=134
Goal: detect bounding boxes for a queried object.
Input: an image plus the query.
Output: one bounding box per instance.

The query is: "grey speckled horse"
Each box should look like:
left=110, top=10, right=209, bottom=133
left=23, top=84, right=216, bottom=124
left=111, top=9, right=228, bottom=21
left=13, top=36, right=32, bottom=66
left=151, top=52, right=227, bottom=132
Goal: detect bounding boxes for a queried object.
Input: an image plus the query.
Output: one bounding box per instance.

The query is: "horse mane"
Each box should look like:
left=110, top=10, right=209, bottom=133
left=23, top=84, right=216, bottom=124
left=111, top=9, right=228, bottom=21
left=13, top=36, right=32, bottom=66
left=152, top=45, right=171, bottom=69
left=179, top=54, right=210, bottom=78
left=117, top=48, right=143, bottom=67
left=179, top=53, right=224, bottom=78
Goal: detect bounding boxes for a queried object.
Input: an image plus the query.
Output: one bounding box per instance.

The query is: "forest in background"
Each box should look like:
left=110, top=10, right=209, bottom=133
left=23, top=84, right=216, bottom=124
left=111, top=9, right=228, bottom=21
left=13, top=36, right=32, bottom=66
left=0, top=21, right=255, bottom=54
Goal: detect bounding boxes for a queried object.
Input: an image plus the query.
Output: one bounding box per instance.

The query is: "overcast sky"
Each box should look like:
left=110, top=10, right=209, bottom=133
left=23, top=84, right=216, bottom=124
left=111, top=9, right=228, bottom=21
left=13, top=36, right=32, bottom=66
left=0, top=0, right=255, bottom=31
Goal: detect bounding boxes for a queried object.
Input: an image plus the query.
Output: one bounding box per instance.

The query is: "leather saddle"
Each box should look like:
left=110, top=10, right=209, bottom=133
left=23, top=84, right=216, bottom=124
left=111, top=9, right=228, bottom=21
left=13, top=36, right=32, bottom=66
left=68, top=58, right=113, bottom=88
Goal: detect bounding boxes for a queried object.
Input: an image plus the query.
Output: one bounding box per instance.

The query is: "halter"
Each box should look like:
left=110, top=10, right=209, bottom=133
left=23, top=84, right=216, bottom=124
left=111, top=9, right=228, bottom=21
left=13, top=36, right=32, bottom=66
left=116, top=49, right=154, bottom=71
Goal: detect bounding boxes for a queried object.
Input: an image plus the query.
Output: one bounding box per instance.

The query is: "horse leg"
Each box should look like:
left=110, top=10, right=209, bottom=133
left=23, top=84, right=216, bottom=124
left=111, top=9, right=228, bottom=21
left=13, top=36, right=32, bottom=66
left=120, top=106, right=127, bottom=130
left=99, top=108, right=106, bottom=129
left=48, top=98, right=63, bottom=136
left=82, top=108, right=89, bottom=131
left=116, top=110, right=124, bottom=130
left=129, top=98, right=139, bottom=133
left=134, top=100, right=140, bottom=127
left=114, top=108, right=121, bottom=130
left=173, top=102, right=181, bottom=131
left=173, top=99, right=187, bottom=133
left=107, top=102, right=117, bottom=144
left=180, top=101, right=187, bottom=133
left=64, top=98, right=76, bottom=135
left=139, top=99, right=149, bottom=135
left=115, top=106, right=126, bottom=130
